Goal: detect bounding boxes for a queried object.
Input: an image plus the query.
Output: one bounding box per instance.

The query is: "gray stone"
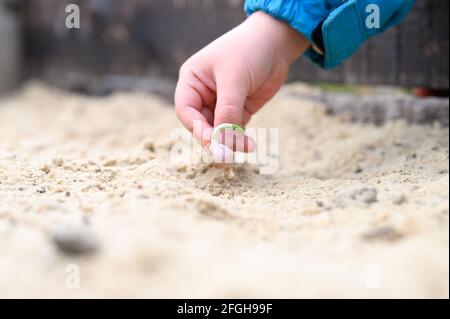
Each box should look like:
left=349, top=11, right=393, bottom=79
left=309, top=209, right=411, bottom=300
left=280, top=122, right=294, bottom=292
left=333, top=184, right=378, bottom=208
left=392, top=194, right=407, bottom=205
left=52, top=226, right=99, bottom=256
left=362, top=226, right=403, bottom=242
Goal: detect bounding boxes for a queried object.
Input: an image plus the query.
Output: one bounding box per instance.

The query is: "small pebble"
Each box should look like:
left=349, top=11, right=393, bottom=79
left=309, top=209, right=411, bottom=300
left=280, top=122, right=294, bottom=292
left=333, top=184, right=378, bottom=208
left=393, top=194, right=407, bottom=205
left=362, top=226, right=403, bottom=242
left=52, top=158, right=64, bottom=167
left=52, top=226, right=99, bottom=256
left=103, top=158, right=117, bottom=167
left=142, top=140, right=155, bottom=152
left=40, top=164, right=51, bottom=174
left=36, top=187, right=46, bottom=194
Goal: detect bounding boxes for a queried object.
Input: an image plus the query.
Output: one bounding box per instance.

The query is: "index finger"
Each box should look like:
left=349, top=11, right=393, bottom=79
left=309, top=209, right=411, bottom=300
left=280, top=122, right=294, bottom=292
left=174, top=81, right=213, bottom=147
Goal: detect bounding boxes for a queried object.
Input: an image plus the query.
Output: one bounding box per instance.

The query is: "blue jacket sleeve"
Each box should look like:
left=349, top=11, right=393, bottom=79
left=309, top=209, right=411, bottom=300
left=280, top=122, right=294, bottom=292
left=244, top=0, right=415, bottom=69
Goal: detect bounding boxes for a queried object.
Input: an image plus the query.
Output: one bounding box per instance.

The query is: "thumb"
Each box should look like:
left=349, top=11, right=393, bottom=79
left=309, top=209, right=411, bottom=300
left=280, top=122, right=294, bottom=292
left=213, top=78, right=256, bottom=153
left=214, top=79, right=247, bottom=127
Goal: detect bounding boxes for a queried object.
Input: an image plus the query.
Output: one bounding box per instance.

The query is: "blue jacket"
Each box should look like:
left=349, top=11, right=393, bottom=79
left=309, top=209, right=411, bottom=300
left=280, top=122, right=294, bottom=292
left=245, top=0, right=415, bottom=69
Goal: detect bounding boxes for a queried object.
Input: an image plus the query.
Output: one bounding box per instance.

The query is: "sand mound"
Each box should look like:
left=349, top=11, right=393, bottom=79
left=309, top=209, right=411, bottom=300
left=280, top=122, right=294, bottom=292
left=0, top=83, right=448, bottom=298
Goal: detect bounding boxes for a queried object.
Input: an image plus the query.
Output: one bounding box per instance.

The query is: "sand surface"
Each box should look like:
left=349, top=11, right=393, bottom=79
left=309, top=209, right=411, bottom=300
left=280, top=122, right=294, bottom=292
left=0, top=83, right=448, bottom=298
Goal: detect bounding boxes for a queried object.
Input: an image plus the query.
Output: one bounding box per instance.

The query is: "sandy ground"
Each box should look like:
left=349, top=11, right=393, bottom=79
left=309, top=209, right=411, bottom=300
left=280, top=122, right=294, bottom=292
left=0, top=83, right=448, bottom=298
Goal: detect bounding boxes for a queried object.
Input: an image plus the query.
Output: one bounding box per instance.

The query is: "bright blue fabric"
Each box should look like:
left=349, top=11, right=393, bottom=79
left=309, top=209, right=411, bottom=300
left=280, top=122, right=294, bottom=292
left=244, top=0, right=415, bottom=69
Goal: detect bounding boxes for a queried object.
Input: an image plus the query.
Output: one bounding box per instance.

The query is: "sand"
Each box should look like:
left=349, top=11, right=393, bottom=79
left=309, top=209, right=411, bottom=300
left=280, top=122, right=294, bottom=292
left=0, top=82, right=448, bottom=298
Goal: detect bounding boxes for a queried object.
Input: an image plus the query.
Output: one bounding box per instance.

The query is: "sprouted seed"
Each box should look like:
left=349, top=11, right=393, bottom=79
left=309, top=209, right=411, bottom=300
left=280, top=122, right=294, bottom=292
left=209, top=123, right=244, bottom=165
left=211, top=123, right=244, bottom=143
left=209, top=140, right=234, bottom=164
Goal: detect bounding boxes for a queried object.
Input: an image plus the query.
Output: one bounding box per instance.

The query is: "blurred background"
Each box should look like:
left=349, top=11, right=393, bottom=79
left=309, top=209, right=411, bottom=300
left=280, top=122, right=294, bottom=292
left=0, top=0, right=449, bottom=99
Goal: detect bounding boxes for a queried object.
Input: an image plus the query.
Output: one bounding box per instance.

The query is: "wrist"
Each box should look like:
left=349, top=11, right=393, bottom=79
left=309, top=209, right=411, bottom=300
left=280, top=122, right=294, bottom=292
left=246, top=11, right=310, bottom=65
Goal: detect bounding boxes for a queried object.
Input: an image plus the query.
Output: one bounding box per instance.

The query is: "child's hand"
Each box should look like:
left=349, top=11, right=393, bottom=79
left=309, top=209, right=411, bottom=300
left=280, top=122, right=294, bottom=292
left=175, top=11, right=309, bottom=151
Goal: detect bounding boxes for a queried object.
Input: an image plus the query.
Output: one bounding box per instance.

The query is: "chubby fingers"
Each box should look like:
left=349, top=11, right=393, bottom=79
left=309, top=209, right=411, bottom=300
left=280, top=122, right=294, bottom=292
left=175, top=72, right=214, bottom=147
left=175, top=69, right=256, bottom=152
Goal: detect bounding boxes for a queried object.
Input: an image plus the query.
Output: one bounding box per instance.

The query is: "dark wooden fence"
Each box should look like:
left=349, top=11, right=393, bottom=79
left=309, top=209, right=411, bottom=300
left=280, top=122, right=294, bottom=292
left=23, top=0, right=449, bottom=89
left=0, top=0, right=21, bottom=93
